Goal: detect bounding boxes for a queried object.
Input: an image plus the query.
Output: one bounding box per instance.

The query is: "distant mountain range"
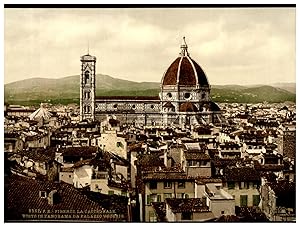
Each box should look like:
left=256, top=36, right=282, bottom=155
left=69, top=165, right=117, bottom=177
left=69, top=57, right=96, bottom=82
left=4, top=74, right=296, bottom=106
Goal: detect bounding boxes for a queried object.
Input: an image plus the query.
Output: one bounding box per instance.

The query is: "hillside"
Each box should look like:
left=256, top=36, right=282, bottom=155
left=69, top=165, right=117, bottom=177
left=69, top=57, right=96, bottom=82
left=271, top=82, right=296, bottom=94
left=4, top=75, right=296, bottom=106
left=211, top=86, right=296, bottom=103
left=5, top=74, right=159, bottom=95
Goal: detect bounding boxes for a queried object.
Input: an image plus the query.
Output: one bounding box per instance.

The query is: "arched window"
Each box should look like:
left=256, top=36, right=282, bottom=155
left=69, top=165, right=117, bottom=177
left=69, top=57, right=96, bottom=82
left=84, top=105, right=91, bottom=113
left=84, top=71, right=90, bottom=84
left=85, top=91, right=91, bottom=99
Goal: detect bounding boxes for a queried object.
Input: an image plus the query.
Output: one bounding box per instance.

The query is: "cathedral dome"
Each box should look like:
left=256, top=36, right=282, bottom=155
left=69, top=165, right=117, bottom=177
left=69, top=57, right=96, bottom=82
left=162, top=37, right=209, bottom=87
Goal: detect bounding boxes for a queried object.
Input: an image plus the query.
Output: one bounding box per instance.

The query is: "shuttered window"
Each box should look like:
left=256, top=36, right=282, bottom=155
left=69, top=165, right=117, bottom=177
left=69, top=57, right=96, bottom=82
left=240, top=195, right=248, bottom=207
left=253, top=195, right=260, bottom=206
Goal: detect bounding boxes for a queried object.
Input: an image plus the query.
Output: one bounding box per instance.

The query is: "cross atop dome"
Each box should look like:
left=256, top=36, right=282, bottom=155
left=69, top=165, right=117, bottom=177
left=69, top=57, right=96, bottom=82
left=180, top=36, right=189, bottom=56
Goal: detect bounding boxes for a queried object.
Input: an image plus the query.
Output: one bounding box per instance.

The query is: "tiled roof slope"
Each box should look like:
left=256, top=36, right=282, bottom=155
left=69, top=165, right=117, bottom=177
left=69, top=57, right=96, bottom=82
left=223, top=166, right=261, bottom=182
left=5, top=174, right=125, bottom=221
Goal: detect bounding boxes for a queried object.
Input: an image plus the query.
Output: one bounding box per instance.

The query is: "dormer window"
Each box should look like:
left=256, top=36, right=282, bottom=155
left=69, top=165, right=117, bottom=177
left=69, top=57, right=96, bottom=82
left=39, top=191, right=47, bottom=198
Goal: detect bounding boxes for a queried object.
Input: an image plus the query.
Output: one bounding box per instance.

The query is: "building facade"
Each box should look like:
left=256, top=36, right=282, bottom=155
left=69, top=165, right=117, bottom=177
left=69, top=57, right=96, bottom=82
left=80, top=38, right=222, bottom=126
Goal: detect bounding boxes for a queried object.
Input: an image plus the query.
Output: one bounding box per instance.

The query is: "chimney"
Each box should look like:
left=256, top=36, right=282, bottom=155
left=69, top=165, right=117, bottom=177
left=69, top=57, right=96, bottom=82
left=202, top=196, right=207, bottom=207
left=48, top=190, right=58, bottom=205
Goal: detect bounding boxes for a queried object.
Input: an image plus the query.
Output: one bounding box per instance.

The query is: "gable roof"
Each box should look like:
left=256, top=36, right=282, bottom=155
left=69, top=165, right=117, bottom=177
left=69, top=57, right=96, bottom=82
left=4, top=174, right=125, bottom=221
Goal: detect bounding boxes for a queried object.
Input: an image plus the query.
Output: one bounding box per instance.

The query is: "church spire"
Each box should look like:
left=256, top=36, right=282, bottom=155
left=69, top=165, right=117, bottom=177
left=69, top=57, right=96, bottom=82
left=180, top=36, right=189, bottom=56
left=87, top=41, right=90, bottom=55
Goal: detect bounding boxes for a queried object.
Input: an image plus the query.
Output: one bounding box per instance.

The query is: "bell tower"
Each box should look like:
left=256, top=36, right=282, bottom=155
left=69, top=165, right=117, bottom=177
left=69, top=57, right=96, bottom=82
left=80, top=53, right=96, bottom=121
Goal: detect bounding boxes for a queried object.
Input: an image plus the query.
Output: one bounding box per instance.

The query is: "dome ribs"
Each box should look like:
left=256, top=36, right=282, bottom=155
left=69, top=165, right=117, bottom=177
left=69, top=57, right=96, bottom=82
left=162, top=56, right=209, bottom=87
left=190, top=59, right=209, bottom=86
left=162, top=57, right=181, bottom=85
left=178, top=57, right=196, bottom=86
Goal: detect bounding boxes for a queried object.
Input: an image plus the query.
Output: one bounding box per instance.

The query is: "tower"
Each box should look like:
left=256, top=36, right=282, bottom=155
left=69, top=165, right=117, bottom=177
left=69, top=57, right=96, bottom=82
left=80, top=53, right=96, bottom=121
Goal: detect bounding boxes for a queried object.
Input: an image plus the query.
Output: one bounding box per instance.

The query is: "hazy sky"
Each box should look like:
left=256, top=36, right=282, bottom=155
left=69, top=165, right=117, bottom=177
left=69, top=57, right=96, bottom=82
left=4, top=7, right=296, bottom=85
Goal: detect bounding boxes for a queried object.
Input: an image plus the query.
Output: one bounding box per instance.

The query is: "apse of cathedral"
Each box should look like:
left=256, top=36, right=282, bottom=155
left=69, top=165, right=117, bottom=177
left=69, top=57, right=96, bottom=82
left=80, top=37, right=222, bottom=126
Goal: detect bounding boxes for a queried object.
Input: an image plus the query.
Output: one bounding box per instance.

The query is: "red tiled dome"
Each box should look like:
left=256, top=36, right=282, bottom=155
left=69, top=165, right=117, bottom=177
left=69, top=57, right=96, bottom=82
left=162, top=56, right=209, bottom=86
left=162, top=38, right=209, bottom=87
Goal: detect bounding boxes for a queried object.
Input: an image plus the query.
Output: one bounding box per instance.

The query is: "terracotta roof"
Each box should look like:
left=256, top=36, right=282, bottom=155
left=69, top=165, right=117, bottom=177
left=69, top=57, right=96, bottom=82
left=184, top=152, right=211, bottom=161
left=60, top=146, right=97, bottom=157
left=235, top=207, right=269, bottom=222
left=212, top=157, right=242, bottom=167
left=109, top=152, right=130, bottom=166
left=254, top=164, right=284, bottom=172
left=196, top=177, right=223, bottom=184
left=107, top=179, right=130, bottom=190
left=166, top=198, right=209, bottom=213
left=268, top=180, right=295, bottom=196
left=4, top=174, right=123, bottom=221
left=223, top=166, right=261, bottom=182
left=72, top=159, right=93, bottom=168
left=137, top=153, right=165, bottom=171
left=260, top=172, right=277, bottom=182
left=179, top=102, right=198, bottom=112
left=18, top=148, right=56, bottom=163
left=128, top=142, right=144, bottom=152
left=81, top=191, right=128, bottom=218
